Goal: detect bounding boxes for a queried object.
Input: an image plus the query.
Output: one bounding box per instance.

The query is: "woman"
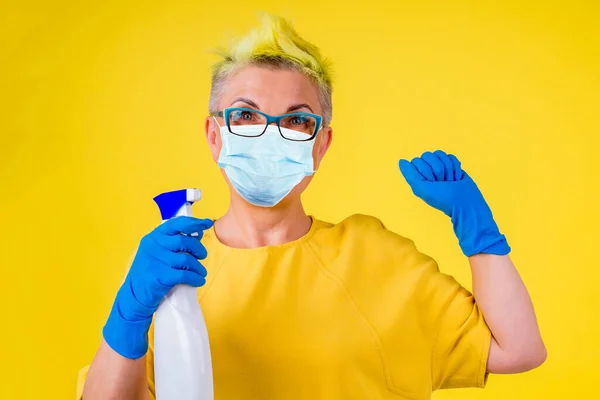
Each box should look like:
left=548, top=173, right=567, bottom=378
left=80, top=14, right=546, bottom=400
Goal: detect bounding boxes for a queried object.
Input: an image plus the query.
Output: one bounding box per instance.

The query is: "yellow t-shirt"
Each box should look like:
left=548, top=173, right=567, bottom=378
left=77, top=214, right=491, bottom=399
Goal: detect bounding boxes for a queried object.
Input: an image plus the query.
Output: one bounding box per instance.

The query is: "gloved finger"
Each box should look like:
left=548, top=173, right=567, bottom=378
left=411, top=157, right=436, bottom=181
left=145, top=240, right=207, bottom=276
left=433, top=150, right=455, bottom=181
left=158, top=267, right=207, bottom=288
left=420, top=151, right=445, bottom=181
left=399, top=159, right=426, bottom=183
left=447, top=153, right=464, bottom=180
left=171, top=252, right=207, bottom=276
left=150, top=231, right=208, bottom=260
left=156, top=216, right=214, bottom=236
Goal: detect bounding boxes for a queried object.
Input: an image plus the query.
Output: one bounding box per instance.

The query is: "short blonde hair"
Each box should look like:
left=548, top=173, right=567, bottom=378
left=209, top=14, right=334, bottom=125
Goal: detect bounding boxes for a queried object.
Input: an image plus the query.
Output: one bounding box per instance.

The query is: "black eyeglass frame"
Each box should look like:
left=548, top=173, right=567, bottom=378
left=211, top=107, right=323, bottom=142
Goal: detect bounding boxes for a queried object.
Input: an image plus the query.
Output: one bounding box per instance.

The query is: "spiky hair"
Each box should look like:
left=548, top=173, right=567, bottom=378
left=208, top=14, right=334, bottom=125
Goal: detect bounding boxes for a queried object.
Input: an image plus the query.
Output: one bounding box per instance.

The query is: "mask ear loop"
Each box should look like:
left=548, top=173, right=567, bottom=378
left=213, top=116, right=228, bottom=139
left=314, top=122, right=324, bottom=139
left=213, top=117, right=222, bottom=129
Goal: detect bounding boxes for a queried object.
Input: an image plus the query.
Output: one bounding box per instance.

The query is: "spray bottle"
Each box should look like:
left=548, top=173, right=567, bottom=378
left=152, top=188, right=214, bottom=400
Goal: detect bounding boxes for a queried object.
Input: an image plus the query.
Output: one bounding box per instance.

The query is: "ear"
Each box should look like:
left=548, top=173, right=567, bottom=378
left=205, top=116, right=221, bottom=163
left=314, top=126, right=333, bottom=169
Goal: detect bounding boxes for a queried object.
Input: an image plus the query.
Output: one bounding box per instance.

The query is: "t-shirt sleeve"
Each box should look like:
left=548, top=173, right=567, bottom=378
left=431, top=280, right=492, bottom=390
left=314, top=214, right=492, bottom=395
left=75, top=365, right=90, bottom=400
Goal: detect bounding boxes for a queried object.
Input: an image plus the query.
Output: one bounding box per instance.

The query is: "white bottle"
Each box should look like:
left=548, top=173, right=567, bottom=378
left=152, top=188, right=214, bottom=400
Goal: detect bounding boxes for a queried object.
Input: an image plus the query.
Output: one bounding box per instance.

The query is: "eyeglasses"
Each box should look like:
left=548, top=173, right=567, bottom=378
left=211, top=107, right=323, bottom=142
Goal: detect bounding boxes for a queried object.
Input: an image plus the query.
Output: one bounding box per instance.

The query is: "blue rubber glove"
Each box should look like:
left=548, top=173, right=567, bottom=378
left=103, top=216, right=214, bottom=359
left=399, top=150, right=510, bottom=257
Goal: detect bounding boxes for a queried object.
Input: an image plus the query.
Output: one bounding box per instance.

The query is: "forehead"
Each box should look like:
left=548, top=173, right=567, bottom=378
left=220, top=65, right=321, bottom=113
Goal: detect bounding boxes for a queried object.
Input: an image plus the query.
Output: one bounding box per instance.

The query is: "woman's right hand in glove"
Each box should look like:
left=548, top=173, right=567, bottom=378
left=102, top=216, right=214, bottom=359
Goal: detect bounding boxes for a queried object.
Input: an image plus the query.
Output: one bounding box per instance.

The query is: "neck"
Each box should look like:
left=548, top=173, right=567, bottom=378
left=213, top=195, right=312, bottom=249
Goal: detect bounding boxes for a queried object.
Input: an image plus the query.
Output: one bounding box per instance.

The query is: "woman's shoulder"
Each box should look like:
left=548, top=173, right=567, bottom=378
left=313, top=213, right=409, bottom=242
left=311, top=213, right=427, bottom=260
left=309, top=213, right=445, bottom=298
left=315, top=213, right=386, bottom=230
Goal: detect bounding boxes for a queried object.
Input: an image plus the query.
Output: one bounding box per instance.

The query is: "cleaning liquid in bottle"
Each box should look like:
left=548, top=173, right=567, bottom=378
left=152, top=188, right=214, bottom=400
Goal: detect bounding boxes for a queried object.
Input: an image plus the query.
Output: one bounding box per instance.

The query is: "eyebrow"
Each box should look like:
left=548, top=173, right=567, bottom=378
left=230, top=98, right=314, bottom=114
left=287, top=103, right=314, bottom=113
left=231, top=97, right=260, bottom=109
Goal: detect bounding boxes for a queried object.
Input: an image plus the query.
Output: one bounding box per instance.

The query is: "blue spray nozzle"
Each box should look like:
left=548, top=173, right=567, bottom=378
left=153, top=189, right=202, bottom=220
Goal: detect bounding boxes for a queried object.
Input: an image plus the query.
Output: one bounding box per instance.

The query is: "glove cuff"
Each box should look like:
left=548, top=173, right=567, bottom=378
left=451, top=203, right=511, bottom=256
left=477, top=235, right=511, bottom=255
left=103, top=294, right=153, bottom=359
left=460, top=234, right=511, bottom=256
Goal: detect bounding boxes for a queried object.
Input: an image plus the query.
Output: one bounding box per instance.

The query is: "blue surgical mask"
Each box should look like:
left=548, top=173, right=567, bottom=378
left=216, top=122, right=317, bottom=207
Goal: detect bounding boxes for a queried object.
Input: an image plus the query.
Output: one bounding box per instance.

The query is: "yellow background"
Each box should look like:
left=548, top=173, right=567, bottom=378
left=1, top=0, right=599, bottom=398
